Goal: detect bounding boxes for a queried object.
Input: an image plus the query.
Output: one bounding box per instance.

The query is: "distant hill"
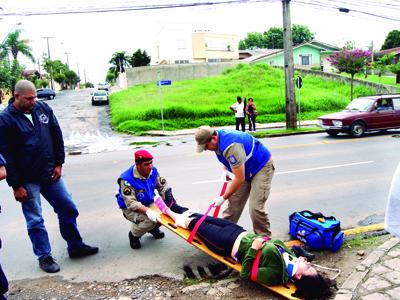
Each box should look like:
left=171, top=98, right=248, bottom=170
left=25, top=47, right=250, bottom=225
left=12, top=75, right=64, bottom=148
left=110, top=63, right=375, bottom=134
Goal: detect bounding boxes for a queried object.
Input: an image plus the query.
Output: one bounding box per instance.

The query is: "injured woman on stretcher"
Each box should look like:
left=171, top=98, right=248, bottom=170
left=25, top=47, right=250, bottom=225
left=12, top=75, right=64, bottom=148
left=155, top=197, right=336, bottom=300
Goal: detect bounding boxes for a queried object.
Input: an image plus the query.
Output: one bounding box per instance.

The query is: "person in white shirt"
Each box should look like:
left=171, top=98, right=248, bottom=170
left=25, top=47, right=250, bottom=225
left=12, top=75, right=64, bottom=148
left=230, top=96, right=245, bottom=132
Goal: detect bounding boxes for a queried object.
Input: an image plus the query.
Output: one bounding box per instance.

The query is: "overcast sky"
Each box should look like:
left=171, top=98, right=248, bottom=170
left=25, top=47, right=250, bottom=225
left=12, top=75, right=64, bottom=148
left=0, top=0, right=398, bottom=84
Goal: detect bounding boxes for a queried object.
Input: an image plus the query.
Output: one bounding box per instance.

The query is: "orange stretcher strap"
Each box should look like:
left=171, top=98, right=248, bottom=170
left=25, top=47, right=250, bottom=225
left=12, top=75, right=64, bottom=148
left=251, top=236, right=271, bottom=282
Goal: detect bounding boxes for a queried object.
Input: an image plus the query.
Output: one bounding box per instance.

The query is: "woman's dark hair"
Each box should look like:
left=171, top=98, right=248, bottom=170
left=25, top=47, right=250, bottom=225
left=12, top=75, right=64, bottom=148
left=292, top=274, right=335, bottom=300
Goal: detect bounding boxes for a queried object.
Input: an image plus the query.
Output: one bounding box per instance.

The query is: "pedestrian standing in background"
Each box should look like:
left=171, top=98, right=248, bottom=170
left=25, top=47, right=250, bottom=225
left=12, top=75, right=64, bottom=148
left=230, top=96, right=245, bottom=132
left=0, top=80, right=98, bottom=274
left=245, top=97, right=257, bottom=132
left=385, top=163, right=400, bottom=237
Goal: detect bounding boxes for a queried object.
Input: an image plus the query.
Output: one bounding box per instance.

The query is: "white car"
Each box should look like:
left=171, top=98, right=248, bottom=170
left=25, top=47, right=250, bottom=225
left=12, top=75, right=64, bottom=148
left=91, top=90, right=109, bottom=105
left=97, top=82, right=110, bottom=92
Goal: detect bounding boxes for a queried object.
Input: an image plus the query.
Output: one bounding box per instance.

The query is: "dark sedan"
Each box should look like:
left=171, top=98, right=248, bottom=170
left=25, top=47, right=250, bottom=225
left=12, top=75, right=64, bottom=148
left=318, top=94, right=400, bottom=137
left=36, top=88, right=56, bottom=100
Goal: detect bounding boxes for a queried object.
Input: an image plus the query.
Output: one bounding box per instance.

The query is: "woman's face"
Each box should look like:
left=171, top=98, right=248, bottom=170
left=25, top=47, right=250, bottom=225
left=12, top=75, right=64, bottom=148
left=296, top=257, right=318, bottom=277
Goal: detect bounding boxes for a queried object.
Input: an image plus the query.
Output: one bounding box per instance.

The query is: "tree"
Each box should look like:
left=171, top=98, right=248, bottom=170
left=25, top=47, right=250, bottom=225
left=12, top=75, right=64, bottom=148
left=42, top=55, right=80, bottom=89
left=328, top=49, right=371, bottom=100
left=373, top=53, right=394, bottom=77
left=239, top=24, right=313, bottom=50
left=1, top=29, right=35, bottom=62
left=291, top=24, right=314, bottom=45
left=381, top=30, right=400, bottom=50
left=343, top=41, right=355, bottom=50
left=109, top=51, right=130, bottom=78
left=130, top=49, right=151, bottom=67
left=264, top=27, right=283, bottom=49
left=389, top=62, right=400, bottom=84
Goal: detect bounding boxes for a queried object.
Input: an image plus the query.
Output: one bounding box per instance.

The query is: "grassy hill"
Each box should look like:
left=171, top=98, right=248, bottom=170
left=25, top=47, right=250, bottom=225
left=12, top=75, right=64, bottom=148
left=109, top=63, right=375, bottom=134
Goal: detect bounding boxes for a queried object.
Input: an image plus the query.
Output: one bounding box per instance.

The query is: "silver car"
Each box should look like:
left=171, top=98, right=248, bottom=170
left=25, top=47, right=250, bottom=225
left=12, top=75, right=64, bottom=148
left=91, top=90, right=109, bottom=105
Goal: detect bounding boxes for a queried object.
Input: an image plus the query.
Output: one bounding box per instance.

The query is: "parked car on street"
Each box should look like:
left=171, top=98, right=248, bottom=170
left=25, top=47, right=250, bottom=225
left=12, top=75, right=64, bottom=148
left=91, top=90, right=109, bottom=105
left=97, top=82, right=110, bottom=92
left=36, top=88, right=56, bottom=100
left=318, top=94, right=400, bottom=137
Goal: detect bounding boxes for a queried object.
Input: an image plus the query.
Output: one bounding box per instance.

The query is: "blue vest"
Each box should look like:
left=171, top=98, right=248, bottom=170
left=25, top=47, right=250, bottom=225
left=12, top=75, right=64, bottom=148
left=216, top=130, right=271, bottom=182
left=116, top=166, right=158, bottom=209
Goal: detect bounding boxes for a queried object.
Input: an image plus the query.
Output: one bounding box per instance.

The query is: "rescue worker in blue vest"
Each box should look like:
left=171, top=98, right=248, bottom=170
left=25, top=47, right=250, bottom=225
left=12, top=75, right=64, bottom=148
left=194, top=125, right=275, bottom=236
left=116, top=149, right=187, bottom=249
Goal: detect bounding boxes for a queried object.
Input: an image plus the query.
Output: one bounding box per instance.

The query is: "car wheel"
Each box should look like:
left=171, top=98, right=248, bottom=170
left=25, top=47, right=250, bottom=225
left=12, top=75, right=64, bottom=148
left=326, top=130, right=339, bottom=136
left=350, top=121, right=366, bottom=137
left=92, top=100, right=95, bottom=105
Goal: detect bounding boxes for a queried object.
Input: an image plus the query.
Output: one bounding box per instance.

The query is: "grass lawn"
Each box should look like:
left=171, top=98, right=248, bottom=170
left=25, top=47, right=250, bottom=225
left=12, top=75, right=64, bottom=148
left=110, top=63, right=377, bottom=134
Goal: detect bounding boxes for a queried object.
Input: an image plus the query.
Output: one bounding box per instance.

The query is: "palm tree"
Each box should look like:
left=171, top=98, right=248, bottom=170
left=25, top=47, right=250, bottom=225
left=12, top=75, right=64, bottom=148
left=2, top=29, right=35, bottom=62
left=109, top=51, right=130, bottom=78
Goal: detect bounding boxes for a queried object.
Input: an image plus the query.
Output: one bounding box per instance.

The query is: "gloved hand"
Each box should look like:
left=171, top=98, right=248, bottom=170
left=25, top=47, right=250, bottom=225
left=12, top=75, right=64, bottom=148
left=146, top=209, right=160, bottom=222
left=221, top=170, right=234, bottom=181
left=211, top=196, right=226, bottom=207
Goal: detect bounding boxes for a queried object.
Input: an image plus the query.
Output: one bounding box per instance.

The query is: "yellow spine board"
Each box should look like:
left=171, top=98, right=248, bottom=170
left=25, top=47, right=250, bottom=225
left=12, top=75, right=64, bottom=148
left=151, top=206, right=301, bottom=300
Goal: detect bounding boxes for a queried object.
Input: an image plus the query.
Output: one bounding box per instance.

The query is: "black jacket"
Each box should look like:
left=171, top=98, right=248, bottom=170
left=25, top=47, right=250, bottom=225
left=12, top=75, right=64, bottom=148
left=0, top=99, right=65, bottom=188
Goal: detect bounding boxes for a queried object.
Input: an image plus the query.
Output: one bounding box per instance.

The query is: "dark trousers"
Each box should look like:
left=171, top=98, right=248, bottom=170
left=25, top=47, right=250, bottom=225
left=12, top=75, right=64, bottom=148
left=0, top=264, right=8, bottom=299
left=248, top=115, right=256, bottom=131
left=188, top=214, right=245, bottom=257
left=235, top=117, right=245, bottom=132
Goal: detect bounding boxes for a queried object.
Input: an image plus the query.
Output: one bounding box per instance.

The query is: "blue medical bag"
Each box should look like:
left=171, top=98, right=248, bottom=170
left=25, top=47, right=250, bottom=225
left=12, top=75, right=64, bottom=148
left=289, top=210, right=344, bottom=252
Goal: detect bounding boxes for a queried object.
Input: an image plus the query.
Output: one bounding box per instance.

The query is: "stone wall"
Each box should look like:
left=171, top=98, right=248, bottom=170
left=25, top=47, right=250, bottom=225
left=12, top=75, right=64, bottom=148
left=293, top=68, right=399, bottom=94
left=125, top=62, right=241, bottom=86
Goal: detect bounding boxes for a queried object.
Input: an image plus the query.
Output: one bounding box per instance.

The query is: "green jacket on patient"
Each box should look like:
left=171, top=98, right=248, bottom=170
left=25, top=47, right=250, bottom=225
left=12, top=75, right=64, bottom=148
left=237, top=234, right=296, bottom=285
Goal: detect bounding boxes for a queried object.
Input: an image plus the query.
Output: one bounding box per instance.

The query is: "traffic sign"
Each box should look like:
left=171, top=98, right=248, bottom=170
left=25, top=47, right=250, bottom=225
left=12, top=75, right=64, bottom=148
left=157, top=80, right=172, bottom=86
left=296, top=76, right=302, bottom=89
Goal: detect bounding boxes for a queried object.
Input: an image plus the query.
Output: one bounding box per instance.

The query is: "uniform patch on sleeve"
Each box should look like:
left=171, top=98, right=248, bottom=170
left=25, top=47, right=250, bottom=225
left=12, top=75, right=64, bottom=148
left=159, top=177, right=166, bottom=185
left=228, top=155, right=237, bottom=164
left=123, top=187, right=133, bottom=196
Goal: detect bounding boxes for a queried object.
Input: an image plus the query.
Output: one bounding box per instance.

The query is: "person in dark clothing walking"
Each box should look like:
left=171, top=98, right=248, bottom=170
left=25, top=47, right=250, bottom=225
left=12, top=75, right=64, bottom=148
left=245, top=97, right=257, bottom=132
left=0, top=80, right=98, bottom=274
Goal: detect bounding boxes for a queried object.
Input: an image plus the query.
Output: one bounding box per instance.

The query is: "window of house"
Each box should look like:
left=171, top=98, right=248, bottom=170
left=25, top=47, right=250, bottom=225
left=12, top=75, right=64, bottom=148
left=208, top=58, right=221, bottom=63
left=174, top=60, right=189, bottom=64
left=269, top=60, right=275, bottom=66
left=300, top=54, right=311, bottom=66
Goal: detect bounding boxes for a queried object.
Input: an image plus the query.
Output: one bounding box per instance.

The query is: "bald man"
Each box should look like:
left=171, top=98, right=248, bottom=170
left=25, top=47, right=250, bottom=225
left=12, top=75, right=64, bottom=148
left=0, top=80, right=98, bottom=273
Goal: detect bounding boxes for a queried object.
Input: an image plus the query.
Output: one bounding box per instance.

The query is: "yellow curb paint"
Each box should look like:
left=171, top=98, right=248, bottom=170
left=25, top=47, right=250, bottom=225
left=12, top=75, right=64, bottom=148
left=343, top=223, right=384, bottom=236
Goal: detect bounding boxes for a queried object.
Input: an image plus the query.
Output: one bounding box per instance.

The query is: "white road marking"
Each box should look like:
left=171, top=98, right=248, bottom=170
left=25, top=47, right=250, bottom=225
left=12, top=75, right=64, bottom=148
left=191, top=161, right=374, bottom=184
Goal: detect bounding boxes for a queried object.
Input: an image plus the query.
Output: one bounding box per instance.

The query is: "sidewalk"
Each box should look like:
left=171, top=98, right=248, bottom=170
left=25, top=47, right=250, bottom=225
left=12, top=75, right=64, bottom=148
left=335, top=236, right=400, bottom=300
left=146, top=120, right=318, bottom=136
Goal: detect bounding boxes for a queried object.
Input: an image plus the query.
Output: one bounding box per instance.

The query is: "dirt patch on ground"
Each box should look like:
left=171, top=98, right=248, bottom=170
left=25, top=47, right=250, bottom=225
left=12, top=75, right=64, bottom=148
left=7, top=234, right=391, bottom=300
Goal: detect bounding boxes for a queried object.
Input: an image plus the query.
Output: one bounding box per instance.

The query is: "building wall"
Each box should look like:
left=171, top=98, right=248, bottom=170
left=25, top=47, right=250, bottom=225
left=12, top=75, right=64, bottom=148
left=192, top=32, right=238, bottom=62
left=126, top=62, right=241, bottom=86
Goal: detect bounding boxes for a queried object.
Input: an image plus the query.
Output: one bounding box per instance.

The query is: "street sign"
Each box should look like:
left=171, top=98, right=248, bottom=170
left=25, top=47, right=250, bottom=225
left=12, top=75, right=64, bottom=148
left=157, top=80, right=172, bottom=86
left=296, top=76, right=302, bottom=89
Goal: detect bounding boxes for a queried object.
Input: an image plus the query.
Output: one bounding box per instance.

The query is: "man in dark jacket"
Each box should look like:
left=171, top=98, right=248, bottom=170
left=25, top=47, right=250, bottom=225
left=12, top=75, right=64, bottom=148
left=0, top=154, right=9, bottom=299
left=0, top=80, right=98, bottom=273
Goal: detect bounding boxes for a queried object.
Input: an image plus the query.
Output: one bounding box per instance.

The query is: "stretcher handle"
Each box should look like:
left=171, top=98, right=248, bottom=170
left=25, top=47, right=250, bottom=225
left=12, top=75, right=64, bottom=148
left=213, top=174, right=231, bottom=217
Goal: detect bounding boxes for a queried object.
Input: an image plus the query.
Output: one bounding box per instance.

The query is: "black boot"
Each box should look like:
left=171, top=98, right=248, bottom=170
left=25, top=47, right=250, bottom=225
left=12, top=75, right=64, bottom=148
left=291, top=245, right=315, bottom=262
left=129, top=232, right=141, bottom=249
left=165, top=188, right=188, bottom=214
left=148, top=227, right=165, bottom=239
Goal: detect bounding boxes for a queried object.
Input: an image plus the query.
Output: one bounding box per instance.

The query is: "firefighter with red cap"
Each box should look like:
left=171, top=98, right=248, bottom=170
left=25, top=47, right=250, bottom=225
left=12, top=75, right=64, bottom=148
left=116, top=149, right=187, bottom=249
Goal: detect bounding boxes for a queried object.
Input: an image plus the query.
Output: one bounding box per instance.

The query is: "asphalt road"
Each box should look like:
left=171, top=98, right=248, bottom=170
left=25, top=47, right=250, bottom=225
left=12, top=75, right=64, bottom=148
left=1, top=89, right=399, bottom=283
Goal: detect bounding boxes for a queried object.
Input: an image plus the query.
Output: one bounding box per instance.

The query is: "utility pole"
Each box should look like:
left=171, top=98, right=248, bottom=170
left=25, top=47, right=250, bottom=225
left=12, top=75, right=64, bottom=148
left=64, top=52, right=71, bottom=68
left=282, top=0, right=297, bottom=129
left=42, top=36, right=54, bottom=90
left=83, top=68, right=87, bottom=84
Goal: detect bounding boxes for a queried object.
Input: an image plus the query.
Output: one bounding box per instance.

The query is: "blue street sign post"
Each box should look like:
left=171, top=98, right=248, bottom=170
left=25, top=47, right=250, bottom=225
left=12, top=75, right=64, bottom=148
left=296, top=76, right=302, bottom=128
left=156, top=73, right=172, bottom=131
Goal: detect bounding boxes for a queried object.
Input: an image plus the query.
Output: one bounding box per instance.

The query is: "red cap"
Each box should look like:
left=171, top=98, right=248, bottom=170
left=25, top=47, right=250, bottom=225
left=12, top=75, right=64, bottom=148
left=134, top=149, right=154, bottom=162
